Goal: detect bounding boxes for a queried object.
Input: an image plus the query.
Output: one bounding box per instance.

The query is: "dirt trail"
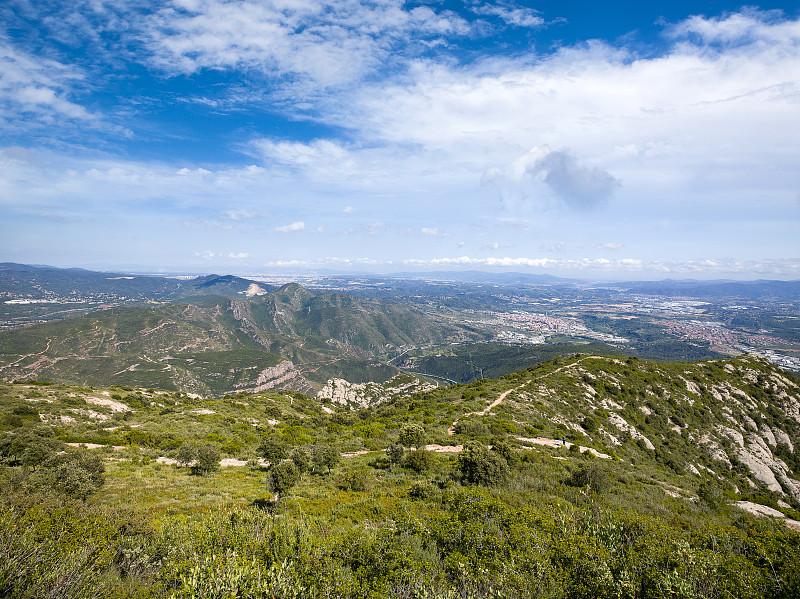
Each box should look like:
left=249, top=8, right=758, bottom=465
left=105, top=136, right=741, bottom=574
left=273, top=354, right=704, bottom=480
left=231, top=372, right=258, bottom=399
left=0, top=337, right=52, bottom=373
left=447, top=356, right=593, bottom=436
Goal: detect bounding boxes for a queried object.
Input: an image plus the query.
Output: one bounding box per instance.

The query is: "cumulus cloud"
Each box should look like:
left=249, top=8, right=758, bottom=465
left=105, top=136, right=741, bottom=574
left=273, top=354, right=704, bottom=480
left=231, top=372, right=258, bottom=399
left=595, top=242, right=623, bottom=249
left=228, top=252, right=249, bottom=258
left=482, top=146, right=619, bottom=210
left=665, top=8, right=799, bottom=45
left=275, top=221, right=305, bottom=233
left=534, top=151, right=620, bottom=208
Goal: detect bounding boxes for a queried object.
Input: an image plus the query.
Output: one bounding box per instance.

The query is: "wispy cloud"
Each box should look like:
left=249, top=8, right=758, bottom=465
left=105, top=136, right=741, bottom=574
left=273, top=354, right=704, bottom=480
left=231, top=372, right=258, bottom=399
left=145, top=0, right=471, bottom=90
left=469, top=1, right=545, bottom=28
left=402, top=257, right=800, bottom=276
left=0, top=38, right=94, bottom=128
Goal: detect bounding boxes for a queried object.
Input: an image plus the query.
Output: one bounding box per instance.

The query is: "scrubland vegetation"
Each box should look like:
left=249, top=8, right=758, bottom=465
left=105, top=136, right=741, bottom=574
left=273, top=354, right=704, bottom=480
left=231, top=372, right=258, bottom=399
left=2, top=354, right=800, bottom=598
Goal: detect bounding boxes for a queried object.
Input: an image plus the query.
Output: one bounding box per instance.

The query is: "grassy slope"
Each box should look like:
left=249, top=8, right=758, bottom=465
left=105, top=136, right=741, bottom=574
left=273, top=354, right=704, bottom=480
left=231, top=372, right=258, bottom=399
left=2, top=355, right=800, bottom=598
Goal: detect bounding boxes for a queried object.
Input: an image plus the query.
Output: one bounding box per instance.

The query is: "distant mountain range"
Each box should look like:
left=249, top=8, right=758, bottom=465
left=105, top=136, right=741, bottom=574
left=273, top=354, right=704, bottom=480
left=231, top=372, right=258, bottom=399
left=4, top=262, right=799, bottom=300
left=608, top=278, right=800, bottom=301
left=0, top=262, right=273, bottom=301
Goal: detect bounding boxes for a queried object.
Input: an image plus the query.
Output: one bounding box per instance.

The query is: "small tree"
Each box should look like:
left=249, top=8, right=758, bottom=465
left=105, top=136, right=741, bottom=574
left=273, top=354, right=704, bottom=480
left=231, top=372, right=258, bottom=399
left=386, top=442, right=404, bottom=470
left=289, top=447, right=311, bottom=476
left=268, top=460, right=299, bottom=503
left=457, top=441, right=509, bottom=487
left=21, top=444, right=56, bottom=471
left=399, top=423, right=426, bottom=450
left=258, top=434, right=287, bottom=465
left=192, top=443, right=220, bottom=476
left=403, top=448, right=433, bottom=473
left=176, top=443, right=197, bottom=467
left=312, top=444, right=340, bottom=475
left=491, top=438, right=517, bottom=466
left=43, top=451, right=105, bottom=501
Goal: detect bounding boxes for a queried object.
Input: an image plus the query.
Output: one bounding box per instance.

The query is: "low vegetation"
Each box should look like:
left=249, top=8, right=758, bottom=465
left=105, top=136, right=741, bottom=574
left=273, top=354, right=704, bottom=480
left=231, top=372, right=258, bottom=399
left=1, top=354, right=799, bottom=597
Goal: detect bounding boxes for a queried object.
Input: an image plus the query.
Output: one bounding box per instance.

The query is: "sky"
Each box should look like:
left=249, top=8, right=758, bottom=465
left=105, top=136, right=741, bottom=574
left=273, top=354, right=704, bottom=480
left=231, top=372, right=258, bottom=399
left=1, top=1, right=799, bottom=280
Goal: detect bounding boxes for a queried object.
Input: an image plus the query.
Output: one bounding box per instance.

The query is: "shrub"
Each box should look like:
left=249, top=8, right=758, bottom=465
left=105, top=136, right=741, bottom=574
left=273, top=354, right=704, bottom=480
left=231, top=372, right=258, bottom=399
left=457, top=441, right=509, bottom=487
left=408, top=480, right=437, bottom=500
left=568, top=463, right=609, bottom=494
left=176, top=443, right=197, bottom=467
left=399, top=423, right=426, bottom=449
left=268, top=461, right=299, bottom=501
left=337, top=468, right=371, bottom=492
left=403, top=448, right=434, bottom=473
left=385, top=442, right=404, bottom=469
left=192, top=444, right=220, bottom=476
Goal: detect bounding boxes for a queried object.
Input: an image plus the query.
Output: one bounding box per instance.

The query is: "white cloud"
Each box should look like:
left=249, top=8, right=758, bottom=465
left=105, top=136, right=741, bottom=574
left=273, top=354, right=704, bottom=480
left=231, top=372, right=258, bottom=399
left=0, top=39, right=94, bottom=126
left=665, top=8, right=799, bottom=45
left=595, top=242, right=623, bottom=249
left=228, top=252, right=249, bottom=258
left=470, top=2, right=544, bottom=28
left=365, top=222, right=387, bottom=236
left=402, top=256, right=800, bottom=275
left=145, top=0, right=470, bottom=88
left=483, top=146, right=620, bottom=210
left=221, top=209, right=270, bottom=220
left=275, top=221, right=305, bottom=233
left=195, top=249, right=216, bottom=259
left=420, top=227, right=451, bottom=237
left=336, top=9, right=800, bottom=212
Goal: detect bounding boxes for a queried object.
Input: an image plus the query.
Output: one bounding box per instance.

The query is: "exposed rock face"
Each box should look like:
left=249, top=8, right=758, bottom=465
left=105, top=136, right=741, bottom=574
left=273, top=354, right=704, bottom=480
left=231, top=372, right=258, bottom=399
left=317, top=375, right=436, bottom=408
left=718, top=425, right=800, bottom=501
left=760, top=424, right=776, bottom=447
left=699, top=433, right=732, bottom=467
left=235, top=360, right=309, bottom=393
left=243, top=283, right=267, bottom=297
left=608, top=413, right=655, bottom=450
left=773, top=427, right=794, bottom=451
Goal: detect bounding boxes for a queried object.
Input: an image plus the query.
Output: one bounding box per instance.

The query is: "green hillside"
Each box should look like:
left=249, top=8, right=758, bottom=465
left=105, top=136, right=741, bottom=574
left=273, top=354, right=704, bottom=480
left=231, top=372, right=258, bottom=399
left=1, top=355, right=799, bottom=598
left=0, top=284, right=486, bottom=395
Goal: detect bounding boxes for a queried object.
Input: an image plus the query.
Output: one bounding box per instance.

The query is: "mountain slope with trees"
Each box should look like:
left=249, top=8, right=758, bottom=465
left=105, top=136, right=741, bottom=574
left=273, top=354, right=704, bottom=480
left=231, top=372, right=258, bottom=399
left=0, top=283, right=486, bottom=395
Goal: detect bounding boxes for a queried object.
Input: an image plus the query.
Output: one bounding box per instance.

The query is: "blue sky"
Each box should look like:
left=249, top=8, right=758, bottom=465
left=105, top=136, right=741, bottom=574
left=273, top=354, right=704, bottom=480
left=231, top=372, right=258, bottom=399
left=1, top=1, right=799, bottom=279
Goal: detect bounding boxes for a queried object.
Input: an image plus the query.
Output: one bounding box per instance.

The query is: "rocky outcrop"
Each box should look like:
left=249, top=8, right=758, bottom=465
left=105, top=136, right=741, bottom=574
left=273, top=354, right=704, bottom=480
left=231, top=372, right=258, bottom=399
left=608, top=413, right=655, bottom=450
left=718, top=425, right=800, bottom=501
left=235, top=360, right=309, bottom=393
left=317, top=375, right=436, bottom=409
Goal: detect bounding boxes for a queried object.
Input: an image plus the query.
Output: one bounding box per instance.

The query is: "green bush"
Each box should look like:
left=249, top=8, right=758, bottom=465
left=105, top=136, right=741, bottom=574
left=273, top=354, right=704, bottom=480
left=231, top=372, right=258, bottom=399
left=403, top=448, right=434, bottom=473
left=337, top=468, right=371, bottom=492
left=568, top=463, right=609, bottom=494
left=457, top=441, right=509, bottom=487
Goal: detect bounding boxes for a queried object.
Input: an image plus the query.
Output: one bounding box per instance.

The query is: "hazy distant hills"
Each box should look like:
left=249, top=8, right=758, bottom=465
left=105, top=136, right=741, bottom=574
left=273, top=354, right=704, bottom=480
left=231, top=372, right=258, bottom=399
left=0, top=282, right=486, bottom=395
left=610, top=278, right=800, bottom=300
left=0, top=262, right=274, bottom=301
